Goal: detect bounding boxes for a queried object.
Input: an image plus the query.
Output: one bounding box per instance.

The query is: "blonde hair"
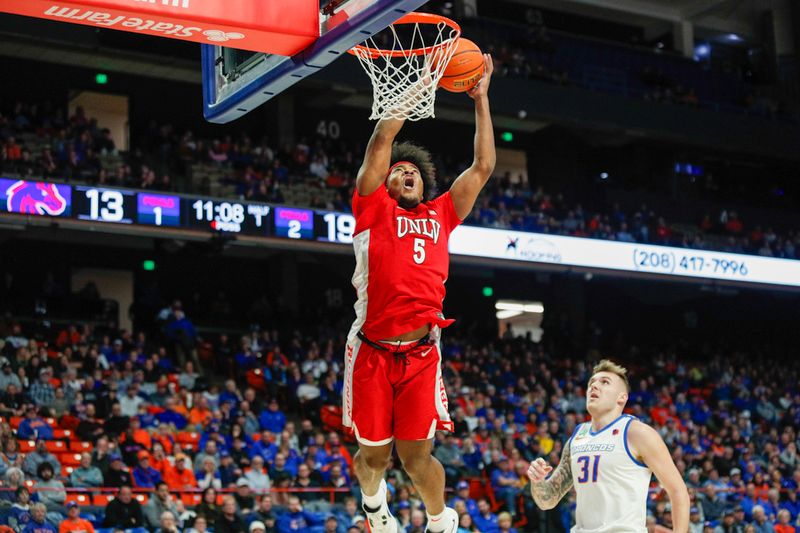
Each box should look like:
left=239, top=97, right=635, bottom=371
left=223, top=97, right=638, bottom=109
left=591, top=359, right=630, bottom=392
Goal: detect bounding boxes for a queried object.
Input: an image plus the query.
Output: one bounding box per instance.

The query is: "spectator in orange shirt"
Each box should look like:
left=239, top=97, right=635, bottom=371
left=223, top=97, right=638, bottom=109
left=5, top=137, right=21, bottom=161
left=59, top=501, right=95, bottom=533
left=153, top=424, right=175, bottom=455
left=725, top=211, right=743, bottom=234
left=149, top=443, right=170, bottom=476
left=123, top=417, right=152, bottom=450
left=189, top=396, right=213, bottom=430
left=163, top=454, right=196, bottom=490
left=56, top=325, right=81, bottom=350
left=775, top=509, right=796, bottom=533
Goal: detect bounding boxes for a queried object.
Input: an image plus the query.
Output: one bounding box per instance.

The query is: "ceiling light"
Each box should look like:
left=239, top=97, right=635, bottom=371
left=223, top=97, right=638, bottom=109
left=496, top=310, right=523, bottom=319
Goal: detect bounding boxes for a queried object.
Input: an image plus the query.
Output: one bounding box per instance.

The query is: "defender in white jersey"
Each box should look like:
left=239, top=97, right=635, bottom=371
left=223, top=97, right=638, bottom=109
left=527, top=360, right=690, bottom=532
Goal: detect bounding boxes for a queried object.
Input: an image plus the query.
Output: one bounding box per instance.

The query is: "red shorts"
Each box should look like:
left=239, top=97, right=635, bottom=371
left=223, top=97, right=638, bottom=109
left=343, top=328, right=453, bottom=446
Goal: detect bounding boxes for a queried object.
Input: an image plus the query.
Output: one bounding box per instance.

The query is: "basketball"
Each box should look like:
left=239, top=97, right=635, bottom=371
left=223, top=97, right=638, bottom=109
left=439, top=38, right=485, bottom=93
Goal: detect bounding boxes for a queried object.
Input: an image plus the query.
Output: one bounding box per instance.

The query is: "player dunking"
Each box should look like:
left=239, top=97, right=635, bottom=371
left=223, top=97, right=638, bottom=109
left=527, top=360, right=690, bottom=532
left=343, top=55, right=494, bottom=533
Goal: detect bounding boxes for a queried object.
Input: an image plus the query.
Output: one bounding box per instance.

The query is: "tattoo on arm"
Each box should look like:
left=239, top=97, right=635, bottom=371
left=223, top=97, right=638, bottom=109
left=531, top=444, right=574, bottom=510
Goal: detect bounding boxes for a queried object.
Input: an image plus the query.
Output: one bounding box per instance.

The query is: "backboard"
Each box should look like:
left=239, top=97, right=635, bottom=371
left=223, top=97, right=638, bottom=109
left=201, top=0, right=429, bottom=124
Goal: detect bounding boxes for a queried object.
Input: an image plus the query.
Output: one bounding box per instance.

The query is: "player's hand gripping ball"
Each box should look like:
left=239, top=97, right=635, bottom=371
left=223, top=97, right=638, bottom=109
left=439, top=38, right=485, bottom=92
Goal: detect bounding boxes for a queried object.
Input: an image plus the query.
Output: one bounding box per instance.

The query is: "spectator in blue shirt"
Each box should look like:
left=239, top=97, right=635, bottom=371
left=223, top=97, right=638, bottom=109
left=739, top=483, right=767, bottom=521
left=21, top=503, right=57, bottom=533
left=8, top=486, right=34, bottom=531
left=461, top=437, right=483, bottom=473
left=218, top=451, right=240, bottom=487
left=155, top=397, right=187, bottom=429
left=276, top=495, right=325, bottom=533
left=132, top=451, right=162, bottom=488
left=750, top=505, right=773, bottom=533
left=472, top=499, right=499, bottom=533
left=17, top=407, right=53, bottom=441
left=780, top=490, right=800, bottom=521
left=165, top=310, right=196, bottom=349
left=198, top=425, right=229, bottom=455
left=258, top=399, right=286, bottom=433
left=251, top=431, right=279, bottom=464
left=218, top=380, right=241, bottom=410
left=491, top=458, right=520, bottom=519
left=448, top=480, right=479, bottom=517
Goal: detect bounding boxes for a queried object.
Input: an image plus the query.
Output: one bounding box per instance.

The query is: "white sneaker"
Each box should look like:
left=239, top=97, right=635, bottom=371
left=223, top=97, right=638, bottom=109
left=362, top=480, right=398, bottom=533
left=425, top=507, right=459, bottom=533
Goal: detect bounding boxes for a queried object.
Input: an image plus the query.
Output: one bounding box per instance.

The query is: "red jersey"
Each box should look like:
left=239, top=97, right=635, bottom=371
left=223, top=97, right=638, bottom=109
left=348, top=185, right=462, bottom=340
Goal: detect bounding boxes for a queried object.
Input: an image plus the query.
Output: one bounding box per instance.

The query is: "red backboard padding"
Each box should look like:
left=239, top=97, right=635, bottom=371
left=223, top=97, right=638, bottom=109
left=1, top=0, right=319, bottom=56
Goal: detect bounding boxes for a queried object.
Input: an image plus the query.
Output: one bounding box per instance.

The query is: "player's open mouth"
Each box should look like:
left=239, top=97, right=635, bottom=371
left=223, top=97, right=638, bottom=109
left=589, top=393, right=599, bottom=399
left=403, top=177, right=415, bottom=189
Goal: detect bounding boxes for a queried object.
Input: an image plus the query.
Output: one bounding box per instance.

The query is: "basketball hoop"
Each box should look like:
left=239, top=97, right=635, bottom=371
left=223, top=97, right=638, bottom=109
left=348, top=12, right=461, bottom=121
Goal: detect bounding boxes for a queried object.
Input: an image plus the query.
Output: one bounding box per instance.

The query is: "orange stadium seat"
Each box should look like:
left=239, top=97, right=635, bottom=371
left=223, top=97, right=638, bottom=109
left=65, top=493, right=91, bottom=506
left=135, top=494, right=149, bottom=504
left=70, top=441, right=93, bottom=453
left=61, top=466, right=75, bottom=477
left=45, top=441, right=67, bottom=453
left=60, top=453, right=82, bottom=466
left=181, top=493, right=202, bottom=506
left=44, top=418, right=57, bottom=427
left=10, top=417, right=22, bottom=429
left=469, top=478, right=486, bottom=500
left=93, top=494, right=114, bottom=506
left=53, top=429, right=72, bottom=439
left=19, top=440, right=36, bottom=452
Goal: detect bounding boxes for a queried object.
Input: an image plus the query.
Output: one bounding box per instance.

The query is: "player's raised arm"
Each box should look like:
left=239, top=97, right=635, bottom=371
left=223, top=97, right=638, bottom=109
left=629, top=421, right=690, bottom=533
left=450, top=54, right=496, bottom=220
left=356, top=118, right=405, bottom=196
left=527, top=444, right=573, bottom=510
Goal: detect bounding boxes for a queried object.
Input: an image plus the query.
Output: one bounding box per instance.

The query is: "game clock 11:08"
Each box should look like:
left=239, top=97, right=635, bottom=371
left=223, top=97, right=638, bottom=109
left=184, top=198, right=271, bottom=236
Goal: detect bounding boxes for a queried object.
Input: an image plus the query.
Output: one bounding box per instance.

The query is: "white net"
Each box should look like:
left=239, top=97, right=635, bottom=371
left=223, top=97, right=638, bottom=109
left=350, top=14, right=460, bottom=121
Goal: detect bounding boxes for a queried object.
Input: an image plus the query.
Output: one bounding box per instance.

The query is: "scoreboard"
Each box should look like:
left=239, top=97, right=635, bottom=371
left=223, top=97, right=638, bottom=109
left=4, top=177, right=800, bottom=288
left=0, top=178, right=355, bottom=244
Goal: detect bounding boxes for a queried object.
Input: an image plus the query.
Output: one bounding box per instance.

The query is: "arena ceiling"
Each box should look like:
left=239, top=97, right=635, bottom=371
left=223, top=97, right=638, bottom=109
left=510, top=0, right=778, bottom=39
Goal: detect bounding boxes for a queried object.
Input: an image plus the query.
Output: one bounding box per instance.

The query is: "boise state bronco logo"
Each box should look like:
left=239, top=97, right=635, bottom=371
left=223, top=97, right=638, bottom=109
left=5, top=180, right=69, bottom=216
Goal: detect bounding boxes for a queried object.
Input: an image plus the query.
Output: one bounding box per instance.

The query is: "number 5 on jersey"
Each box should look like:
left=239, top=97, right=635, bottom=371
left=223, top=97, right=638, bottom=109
left=413, top=238, right=426, bottom=264
left=576, top=455, right=600, bottom=483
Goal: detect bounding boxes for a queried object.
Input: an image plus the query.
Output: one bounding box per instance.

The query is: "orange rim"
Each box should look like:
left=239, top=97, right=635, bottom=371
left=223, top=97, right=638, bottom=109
left=348, top=12, right=461, bottom=59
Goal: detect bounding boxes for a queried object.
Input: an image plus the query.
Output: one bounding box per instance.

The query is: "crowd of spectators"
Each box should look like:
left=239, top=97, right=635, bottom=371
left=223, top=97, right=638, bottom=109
left=468, top=176, right=800, bottom=259
left=0, top=281, right=799, bottom=533
left=0, top=102, right=122, bottom=185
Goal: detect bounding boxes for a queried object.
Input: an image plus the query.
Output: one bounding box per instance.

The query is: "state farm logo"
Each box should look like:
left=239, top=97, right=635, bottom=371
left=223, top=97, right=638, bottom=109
left=203, top=30, right=244, bottom=42
left=43, top=6, right=247, bottom=42
left=506, top=236, right=563, bottom=263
